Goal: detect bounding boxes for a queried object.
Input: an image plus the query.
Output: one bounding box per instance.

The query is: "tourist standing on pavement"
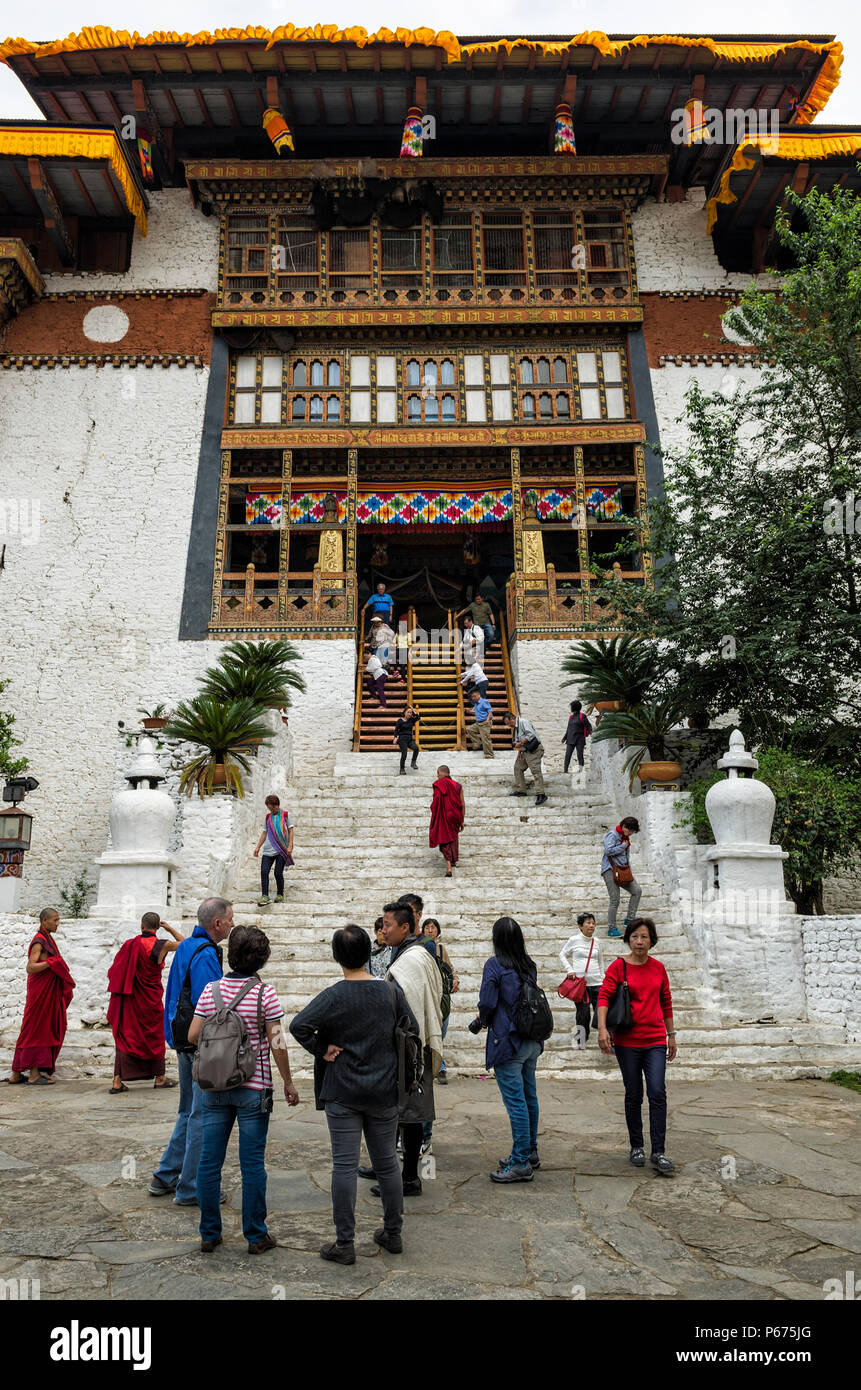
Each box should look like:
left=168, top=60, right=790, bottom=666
left=597, top=917, right=676, bottom=1175
left=504, top=712, right=547, bottom=805
left=420, top=919, right=458, bottom=1088
left=190, top=926, right=299, bottom=1254
left=562, top=700, right=591, bottom=773
left=368, top=918, right=392, bottom=979
left=361, top=903, right=442, bottom=1200
left=7, top=908, right=75, bottom=1086
left=363, top=581, right=395, bottom=626
left=290, top=925, right=417, bottom=1263
left=429, top=765, right=465, bottom=876
left=474, top=916, right=544, bottom=1184
left=558, top=912, right=605, bottom=1045
left=466, top=688, right=494, bottom=758
left=107, top=913, right=183, bottom=1093
left=601, top=817, right=642, bottom=939
left=393, top=705, right=420, bottom=774
left=253, top=794, right=294, bottom=907
left=149, top=898, right=231, bottom=1204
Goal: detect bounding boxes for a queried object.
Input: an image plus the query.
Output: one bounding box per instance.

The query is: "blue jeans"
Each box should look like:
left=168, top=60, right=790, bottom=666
left=153, top=1050, right=204, bottom=1202
left=481, top=622, right=495, bottom=649
left=614, top=1045, right=667, bottom=1154
left=493, top=1039, right=541, bottom=1166
left=423, top=1015, right=450, bottom=1142
left=197, top=1087, right=271, bottom=1244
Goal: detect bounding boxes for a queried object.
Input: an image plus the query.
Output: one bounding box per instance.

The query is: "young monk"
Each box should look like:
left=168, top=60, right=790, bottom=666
left=429, top=765, right=466, bottom=879
left=107, top=913, right=184, bottom=1094
left=7, top=908, right=75, bottom=1086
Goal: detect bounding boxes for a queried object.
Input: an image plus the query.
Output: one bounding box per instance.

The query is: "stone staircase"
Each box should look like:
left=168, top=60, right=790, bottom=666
left=221, top=755, right=859, bottom=1081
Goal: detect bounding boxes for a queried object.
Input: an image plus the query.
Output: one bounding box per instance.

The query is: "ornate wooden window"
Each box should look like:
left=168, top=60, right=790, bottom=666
left=224, top=214, right=269, bottom=304
left=380, top=227, right=423, bottom=303
left=575, top=350, right=628, bottom=419
left=481, top=212, right=527, bottom=296
left=329, top=228, right=372, bottom=299
left=432, top=212, right=475, bottom=301
left=274, top=216, right=320, bottom=305
left=533, top=211, right=578, bottom=302
left=229, top=352, right=345, bottom=425
left=517, top=355, right=572, bottom=421
left=405, top=355, right=457, bottom=423
left=583, top=212, right=629, bottom=298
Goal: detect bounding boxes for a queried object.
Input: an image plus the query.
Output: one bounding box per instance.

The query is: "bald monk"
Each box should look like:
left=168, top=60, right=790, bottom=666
left=107, top=913, right=184, bottom=1094
left=429, top=765, right=466, bottom=879
left=7, top=908, right=75, bottom=1086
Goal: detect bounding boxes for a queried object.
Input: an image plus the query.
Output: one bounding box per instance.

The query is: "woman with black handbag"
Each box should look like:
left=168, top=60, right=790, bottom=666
left=597, top=918, right=677, bottom=1175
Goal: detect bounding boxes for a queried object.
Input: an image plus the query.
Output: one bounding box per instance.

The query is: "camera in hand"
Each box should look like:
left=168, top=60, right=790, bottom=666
left=467, top=1016, right=483, bottom=1035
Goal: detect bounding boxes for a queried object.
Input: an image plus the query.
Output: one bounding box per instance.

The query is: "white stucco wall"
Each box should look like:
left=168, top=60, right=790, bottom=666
left=509, top=637, right=581, bottom=765
left=42, top=189, right=219, bottom=293
left=632, top=190, right=768, bottom=293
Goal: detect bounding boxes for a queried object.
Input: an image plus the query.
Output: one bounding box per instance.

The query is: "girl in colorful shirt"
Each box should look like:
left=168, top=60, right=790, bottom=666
left=253, top=794, right=294, bottom=906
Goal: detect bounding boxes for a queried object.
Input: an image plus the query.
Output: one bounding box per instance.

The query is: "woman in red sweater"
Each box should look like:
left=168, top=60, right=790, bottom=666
left=597, top=917, right=677, bottom=1175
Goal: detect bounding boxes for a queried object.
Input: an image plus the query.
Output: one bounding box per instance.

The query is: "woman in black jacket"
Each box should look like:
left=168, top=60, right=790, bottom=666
left=290, top=924, right=419, bottom=1265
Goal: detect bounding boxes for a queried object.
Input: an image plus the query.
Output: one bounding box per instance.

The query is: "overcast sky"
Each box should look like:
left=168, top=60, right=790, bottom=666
left=1, top=3, right=858, bottom=124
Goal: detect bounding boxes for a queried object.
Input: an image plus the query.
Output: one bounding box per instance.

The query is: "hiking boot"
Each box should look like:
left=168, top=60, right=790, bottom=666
left=535, top=794, right=548, bottom=806
left=373, top=1228, right=403, bottom=1254
left=607, top=926, right=622, bottom=938
left=498, top=1152, right=540, bottom=1171
left=320, top=1241, right=356, bottom=1265
left=273, top=894, right=284, bottom=904
left=510, top=791, right=528, bottom=797
left=200, top=1237, right=222, bottom=1254
left=357, top=1166, right=376, bottom=1180
left=629, top=1147, right=646, bottom=1167
left=148, top=1176, right=177, bottom=1197
left=248, top=1235, right=277, bottom=1254
left=651, top=1152, right=676, bottom=1176
left=257, top=895, right=270, bottom=907
left=489, top=1161, right=534, bottom=1184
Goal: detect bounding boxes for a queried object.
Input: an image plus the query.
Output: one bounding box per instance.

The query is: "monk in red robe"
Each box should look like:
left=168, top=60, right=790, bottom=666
left=7, top=908, right=75, bottom=1086
left=107, top=912, right=184, bottom=1094
left=429, top=765, right=466, bottom=878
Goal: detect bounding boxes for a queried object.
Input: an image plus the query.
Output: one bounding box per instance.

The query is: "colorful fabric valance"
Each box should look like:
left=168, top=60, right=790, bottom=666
left=529, top=488, right=577, bottom=522
left=585, top=487, right=624, bottom=521
left=290, top=491, right=347, bottom=524
left=246, top=493, right=281, bottom=526
left=356, top=489, right=513, bottom=525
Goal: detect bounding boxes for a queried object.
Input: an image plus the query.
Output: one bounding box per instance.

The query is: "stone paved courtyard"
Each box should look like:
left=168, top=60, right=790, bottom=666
left=1, top=1075, right=859, bottom=1301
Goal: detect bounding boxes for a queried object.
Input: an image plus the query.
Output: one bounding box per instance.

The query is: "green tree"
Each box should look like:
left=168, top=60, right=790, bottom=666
left=0, top=678, right=29, bottom=779
left=680, top=748, right=861, bottom=914
left=596, top=179, right=861, bottom=757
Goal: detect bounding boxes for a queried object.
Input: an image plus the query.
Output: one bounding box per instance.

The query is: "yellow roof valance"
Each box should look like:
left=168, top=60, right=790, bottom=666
left=0, top=28, right=842, bottom=123
left=705, top=130, right=861, bottom=233
left=0, top=125, right=148, bottom=234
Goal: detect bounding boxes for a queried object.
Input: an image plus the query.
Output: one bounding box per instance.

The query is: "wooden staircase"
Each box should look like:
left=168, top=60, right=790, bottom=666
left=353, top=607, right=517, bottom=754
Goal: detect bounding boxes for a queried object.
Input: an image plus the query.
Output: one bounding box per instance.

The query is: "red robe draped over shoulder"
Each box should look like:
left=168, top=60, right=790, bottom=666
left=12, top=932, right=75, bottom=1075
left=429, top=776, right=464, bottom=864
left=107, top=933, right=167, bottom=1079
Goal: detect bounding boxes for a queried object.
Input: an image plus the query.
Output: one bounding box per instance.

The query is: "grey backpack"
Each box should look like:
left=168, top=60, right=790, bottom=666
left=192, top=977, right=265, bottom=1091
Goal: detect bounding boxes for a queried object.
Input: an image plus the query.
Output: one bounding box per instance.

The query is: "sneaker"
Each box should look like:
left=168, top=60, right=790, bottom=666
left=148, top=1176, right=177, bottom=1197
left=371, top=1177, right=422, bottom=1197
left=320, top=1241, right=356, bottom=1265
left=629, top=1147, right=646, bottom=1167
left=273, top=894, right=284, bottom=904
left=248, top=1235, right=278, bottom=1254
left=399, top=769, right=406, bottom=775
left=437, top=1072, right=447, bottom=1085
left=607, top=927, right=622, bottom=938
left=650, top=1152, right=676, bottom=1176
left=490, top=1162, right=534, bottom=1184
left=535, top=794, right=548, bottom=806
left=257, top=895, right=270, bottom=907
left=510, top=791, right=528, bottom=797
left=498, top=1152, right=541, bottom=1171
left=200, top=1237, right=222, bottom=1254
left=373, top=1228, right=403, bottom=1254
left=357, top=1165, right=377, bottom=1180
left=420, top=1140, right=432, bottom=1156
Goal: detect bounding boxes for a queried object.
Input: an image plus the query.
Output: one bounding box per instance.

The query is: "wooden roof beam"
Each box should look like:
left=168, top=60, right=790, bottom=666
left=75, top=89, right=99, bottom=123
left=727, top=157, right=764, bottom=226
left=45, top=91, right=70, bottom=123
left=491, top=84, right=501, bottom=125
left=224, top=88, right=241, bottom=126
left=194, top=89, right=214, bottom=127
left=71, top=168, right=100, bottom=218
left=27, top=157, right=74, bottom=263
left=314, top=88, right=327, bottom=124
left=132, top=78, right=172, bottom=179
left=100, top=166, right=126, bottom=215
left=163, top=89, right=185, bottom=128
left=11, top=162, right=41, bottom=213
left=522, top=85, right=533, bottom=122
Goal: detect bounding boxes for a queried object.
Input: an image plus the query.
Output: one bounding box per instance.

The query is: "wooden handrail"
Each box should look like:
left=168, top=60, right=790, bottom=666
left=352, top=606, right=366, bottom=751
left=453, top=609, right=466, bottom=749
left=498, top=607, right=519, bottom=717
left=406, top=604, right=417, bottom=747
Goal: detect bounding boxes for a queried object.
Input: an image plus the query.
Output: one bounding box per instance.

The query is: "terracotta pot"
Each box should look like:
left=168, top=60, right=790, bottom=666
left=141, top=717, right=169, bottom=731
left=593, top=699, right=626, bottom=713
left=211, top=762, right=229, bottom=788
left=637, top=760, right=682, bottom=783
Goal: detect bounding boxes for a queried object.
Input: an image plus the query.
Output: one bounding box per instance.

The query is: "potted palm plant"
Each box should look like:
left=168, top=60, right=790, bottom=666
left=592, top=700, right=687, bottom=789
left=560, top=636, right=657, bottom=713
left=137, top=703, right=171, bottom=731
left=198, top=662, right=296, bottom=711
left=216, top=639, right=306, bottom=708
left=163, top=697, right=274, bottom=797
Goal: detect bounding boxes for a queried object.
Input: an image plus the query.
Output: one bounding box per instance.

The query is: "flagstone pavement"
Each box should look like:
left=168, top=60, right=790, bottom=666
left=0, top=1076, right=859, bottom=1301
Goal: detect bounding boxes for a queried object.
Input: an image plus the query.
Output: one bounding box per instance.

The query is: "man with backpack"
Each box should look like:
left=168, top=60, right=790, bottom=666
left=148, top=898, right=232, bottom=1206
left=562, top=699, right=592, bottom=774
left=189, top=926, right=299, bottom=1254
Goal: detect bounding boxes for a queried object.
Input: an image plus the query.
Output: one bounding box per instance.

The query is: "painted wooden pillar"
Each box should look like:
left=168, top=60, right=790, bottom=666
left=277, top=447, right=292, bottom=622
left=346, top=447, right=358, bottom=625
left=510, top=446, right=525, bottom=628
left=209, top=449, right=231, bottom=628
left=573, top=445, right=591, bottom=624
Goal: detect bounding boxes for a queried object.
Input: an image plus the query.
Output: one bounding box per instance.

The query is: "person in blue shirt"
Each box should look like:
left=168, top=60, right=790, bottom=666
left=148, top=898, right=233, bottom=1204
left=363, top=581, right=395, bottom=625
left=465, top=689, right=494, bottom=758
left=601, top=817, right=642, bottom=939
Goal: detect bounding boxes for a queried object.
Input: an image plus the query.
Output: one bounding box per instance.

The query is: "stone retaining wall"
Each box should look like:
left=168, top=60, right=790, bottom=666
left=801, top=916, right=861, bottom=1042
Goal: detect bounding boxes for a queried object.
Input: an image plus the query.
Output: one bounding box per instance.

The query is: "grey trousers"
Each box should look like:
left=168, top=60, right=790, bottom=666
left=602, top=867, right=642, bottom=929
left=324, top=1101, right=402, bottom=1244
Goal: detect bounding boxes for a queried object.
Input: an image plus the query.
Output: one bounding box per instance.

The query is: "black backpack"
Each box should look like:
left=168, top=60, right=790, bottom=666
left=387, top=981, right=424, bottom=1115
left=432, top=943, right=453, bottom=1021
left=515, top=971, right=554, bottom=1043
left=171, top=941, right=215, bottom=1054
